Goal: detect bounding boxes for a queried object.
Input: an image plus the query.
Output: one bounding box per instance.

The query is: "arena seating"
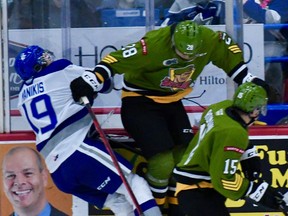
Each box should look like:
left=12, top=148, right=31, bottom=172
left=259, top=104, right=288, bottom=125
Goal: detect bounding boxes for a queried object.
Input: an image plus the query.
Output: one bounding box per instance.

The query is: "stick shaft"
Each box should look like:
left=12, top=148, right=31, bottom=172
left=81, top=97, right=143, bottom=215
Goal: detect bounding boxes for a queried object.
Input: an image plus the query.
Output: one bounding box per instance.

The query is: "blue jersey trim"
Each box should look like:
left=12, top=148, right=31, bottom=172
left=37, top=107, right=88, bottom=152
left=34, top=59, right=73, bottom=78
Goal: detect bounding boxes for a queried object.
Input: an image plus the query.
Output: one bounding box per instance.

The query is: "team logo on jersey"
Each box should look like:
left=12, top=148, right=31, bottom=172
left=53, top=154, right=59, bottom=161
left=160, top=65, right=195, bottom=90
left=163, top=58, right=178, bottom=66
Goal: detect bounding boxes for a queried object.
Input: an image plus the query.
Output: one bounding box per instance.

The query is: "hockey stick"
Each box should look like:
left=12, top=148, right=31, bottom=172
left=280, top=191, right=288, bottom=216
left=81, top=96, right=143, bottom=215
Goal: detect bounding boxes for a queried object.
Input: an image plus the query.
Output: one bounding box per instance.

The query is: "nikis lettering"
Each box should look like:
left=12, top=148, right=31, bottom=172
left=21, top=82, right=44, bottom=100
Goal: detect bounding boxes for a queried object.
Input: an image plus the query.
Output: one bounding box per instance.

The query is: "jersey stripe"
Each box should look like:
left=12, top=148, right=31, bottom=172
left=221, top=173, right=243, bottom=191
left=78, top=143, right=131, bottom=176
left=173, top=168, right=211, bottom=181
left=102, top=55, right=118, bottom=64
left=229, top=45, right=242, bottom=53
left=38, top=107, right=89, bottom=156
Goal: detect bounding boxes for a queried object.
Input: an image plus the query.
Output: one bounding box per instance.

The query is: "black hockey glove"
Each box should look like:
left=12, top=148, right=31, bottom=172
left=251, top=77, right=269, bottom=95
left=70, top=76, right=94, bottom=102
left=247, top=180, right=287, bottom=211
left=251, top=77, right=282, bottom=103
left=240, top=146, right=261, bottom=181
left=267, top=85, right=282, bottom=104
left=70, top=70, right=103, bottom=103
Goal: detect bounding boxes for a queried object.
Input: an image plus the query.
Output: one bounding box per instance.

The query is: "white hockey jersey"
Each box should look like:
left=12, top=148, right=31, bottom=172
left=18, top=59, right=93, bottom=172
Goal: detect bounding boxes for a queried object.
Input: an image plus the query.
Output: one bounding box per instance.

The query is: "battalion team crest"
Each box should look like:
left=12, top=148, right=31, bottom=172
left=160, top=65, right=195, bottom=90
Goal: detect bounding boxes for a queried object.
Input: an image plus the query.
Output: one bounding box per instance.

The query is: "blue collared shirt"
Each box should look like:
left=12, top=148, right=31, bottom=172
left=14, top=202, right=51, bottom=216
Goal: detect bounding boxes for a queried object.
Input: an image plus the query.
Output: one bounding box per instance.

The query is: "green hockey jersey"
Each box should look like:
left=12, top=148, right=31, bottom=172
left=174, top=100, right=251, bottom=201
left=100, top=24, right=246, bottom=96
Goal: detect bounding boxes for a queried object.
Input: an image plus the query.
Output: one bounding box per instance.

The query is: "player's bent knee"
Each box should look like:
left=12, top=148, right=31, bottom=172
left=147, top=150, right=175, bottom=180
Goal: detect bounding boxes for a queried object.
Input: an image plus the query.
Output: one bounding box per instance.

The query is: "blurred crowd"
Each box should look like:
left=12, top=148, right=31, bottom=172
left=6, top=0, right=173, bottom=28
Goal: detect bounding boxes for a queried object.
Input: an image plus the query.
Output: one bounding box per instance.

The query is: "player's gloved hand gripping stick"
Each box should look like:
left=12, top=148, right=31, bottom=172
left=80, top=96, right=143, bottom=216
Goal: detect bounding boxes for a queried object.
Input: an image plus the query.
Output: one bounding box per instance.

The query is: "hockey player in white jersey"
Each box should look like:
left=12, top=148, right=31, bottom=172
left=15, top=45, right=161, bottom=216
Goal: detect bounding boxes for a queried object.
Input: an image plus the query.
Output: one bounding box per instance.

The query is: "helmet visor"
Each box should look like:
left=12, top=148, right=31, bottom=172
left=255, top=104, right=267, bottom=116
left=174, top=47, right=197, bottom=60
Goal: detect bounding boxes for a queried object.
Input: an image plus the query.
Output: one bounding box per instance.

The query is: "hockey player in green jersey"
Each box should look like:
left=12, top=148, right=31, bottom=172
left=70, top=20, right=270, bottom=215
left=173, top=82, right=288, bottom=215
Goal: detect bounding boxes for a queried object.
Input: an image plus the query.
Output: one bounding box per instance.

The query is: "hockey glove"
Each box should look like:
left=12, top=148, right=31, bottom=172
left=70, top=70, right=103, bottom=103
left=267, top=85, right=282, bottom=104
left=251, top=78, right=281, bottom=103
left=251, top=77, right=270, bottom=95
left=240, top=145, right=261, bottom=181
left=251, top=77, right=281, bottom=104
left=247, top=180, right=286, bottom=211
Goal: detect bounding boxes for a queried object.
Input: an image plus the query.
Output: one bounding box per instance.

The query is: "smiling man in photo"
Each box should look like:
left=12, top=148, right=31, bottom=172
left=2, top=146, right=67, bottom=216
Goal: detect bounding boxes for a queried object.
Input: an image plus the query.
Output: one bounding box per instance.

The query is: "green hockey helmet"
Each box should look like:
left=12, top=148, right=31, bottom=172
left=233, top=82, right=268, bottom=116
left=173, top=21, right=202, bottom=59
